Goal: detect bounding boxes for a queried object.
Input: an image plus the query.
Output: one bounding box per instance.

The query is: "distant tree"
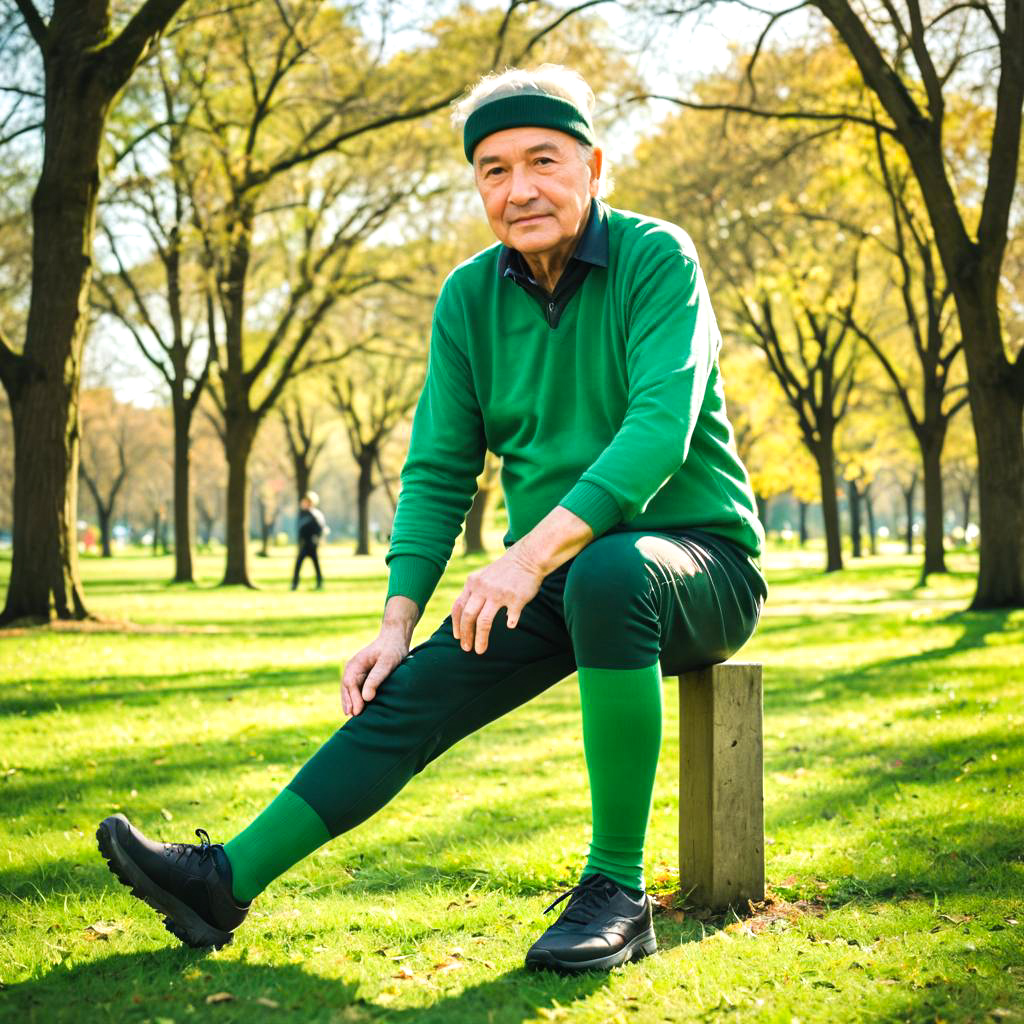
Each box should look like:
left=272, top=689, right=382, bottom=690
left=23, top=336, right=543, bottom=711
left=280, top=396, right=328, bottom=506
left=94, top=52, right=216, bottom=584
left=330, top=341, right=424, bottom=557
left=0, top=0, right=190, bottom=623
left=463, top=454, right=502, bottom=555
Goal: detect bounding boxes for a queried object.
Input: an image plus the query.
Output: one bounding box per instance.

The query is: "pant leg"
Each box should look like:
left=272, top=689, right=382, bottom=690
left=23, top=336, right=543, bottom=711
left=292, top=547, right=308, bottom=588
left=309, top=545, right=323, bottom=585
left=286, top=574, right=576, bottom=837
left=563, top=529, right=767, bottom=672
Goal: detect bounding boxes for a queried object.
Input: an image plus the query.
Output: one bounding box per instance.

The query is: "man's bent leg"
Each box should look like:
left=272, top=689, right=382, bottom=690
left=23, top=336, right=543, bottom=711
left=224, top=584, right=575, bottom=902
left=562, top=530, right=766, bottom=892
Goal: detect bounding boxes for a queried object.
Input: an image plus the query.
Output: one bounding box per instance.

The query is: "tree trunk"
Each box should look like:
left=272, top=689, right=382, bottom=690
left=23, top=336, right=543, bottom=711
left=0, top=66, right=112, bottom=623
left=355, top=450, right=375, bottom=556
left=811, top=444, right=843, bottom=572
left=256, top=496, right=276, bottom=558
left=965, top=371, right=1024, bottom=607
left=960, top=483, right=973, bottom=535
left=171, top=396, right=194, bottom=582
left=151, top=509, right=161, bottom=556
left=197, top=500, right=215, bottom=548
left=755, top=494, right=770, bottom=534
left=864, top=487, right=877, bottom=556
left=293, top=460, right=311, bottom=506
left=847, top=479, right=862, bottom=559
left=221, top=419, right=256, bottom=585
left=98, top=504, right=113, bottom=558
left=798, top=501, right=808, bottom=547
left=903, top=478, right=916, bottom=554
left=920, top=432, right=948, bottom=576
left=463, top=484, right=492, bottom=555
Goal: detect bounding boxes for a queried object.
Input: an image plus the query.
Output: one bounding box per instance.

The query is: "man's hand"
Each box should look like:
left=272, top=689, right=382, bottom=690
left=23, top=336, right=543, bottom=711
left=341, top=596, right=418, bottom=716
left=451, top=506, right=596, bottom=655
left=451, top=546, right=545, bottom=655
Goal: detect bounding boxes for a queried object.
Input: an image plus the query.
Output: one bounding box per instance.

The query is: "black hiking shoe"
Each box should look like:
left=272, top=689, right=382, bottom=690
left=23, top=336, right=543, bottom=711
left=525, top=872, right=657, bottom=973
left=96, top=813, right=250, bottom=949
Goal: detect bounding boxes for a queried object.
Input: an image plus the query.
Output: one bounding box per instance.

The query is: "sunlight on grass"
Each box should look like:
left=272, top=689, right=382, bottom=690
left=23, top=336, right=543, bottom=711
left=1, top=544, right=1022, bottom=1023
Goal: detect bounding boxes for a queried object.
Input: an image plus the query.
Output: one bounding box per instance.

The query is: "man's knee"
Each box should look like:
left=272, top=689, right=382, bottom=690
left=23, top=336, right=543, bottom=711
left=563, top=533, right=657, bottom=634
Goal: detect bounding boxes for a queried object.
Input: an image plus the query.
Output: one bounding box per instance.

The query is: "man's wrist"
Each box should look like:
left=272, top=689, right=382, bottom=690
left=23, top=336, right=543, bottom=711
left=382, top=595, right=419, bottom=641
left=514, top=506, right=594, bottom=577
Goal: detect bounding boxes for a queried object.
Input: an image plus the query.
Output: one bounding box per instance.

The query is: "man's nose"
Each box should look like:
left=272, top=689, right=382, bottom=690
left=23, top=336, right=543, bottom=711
left=507, top=165, right=538, bottom=204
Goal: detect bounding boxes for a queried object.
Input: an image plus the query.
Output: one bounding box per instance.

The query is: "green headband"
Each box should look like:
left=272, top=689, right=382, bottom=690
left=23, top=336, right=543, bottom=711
left=463, top=90, right=595, bottom=163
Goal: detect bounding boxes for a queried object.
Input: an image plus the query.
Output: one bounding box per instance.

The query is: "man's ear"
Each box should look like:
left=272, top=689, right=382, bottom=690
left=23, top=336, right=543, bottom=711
left=588, top=147, right=603, bottom=197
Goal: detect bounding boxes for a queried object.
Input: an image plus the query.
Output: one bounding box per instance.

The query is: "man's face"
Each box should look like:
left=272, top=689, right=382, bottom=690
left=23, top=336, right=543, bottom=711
left=473, top=126, right=601, bottom=256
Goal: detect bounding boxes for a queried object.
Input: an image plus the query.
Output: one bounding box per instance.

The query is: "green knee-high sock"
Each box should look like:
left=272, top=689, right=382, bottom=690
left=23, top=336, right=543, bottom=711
left=222, top=788, right=331, bottom=903
left=578, top=663, right=663, bottom=892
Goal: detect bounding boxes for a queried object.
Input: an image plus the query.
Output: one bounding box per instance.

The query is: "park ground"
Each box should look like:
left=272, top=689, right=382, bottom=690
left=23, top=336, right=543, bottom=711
left=0, top=544, right=1022, bottom=1024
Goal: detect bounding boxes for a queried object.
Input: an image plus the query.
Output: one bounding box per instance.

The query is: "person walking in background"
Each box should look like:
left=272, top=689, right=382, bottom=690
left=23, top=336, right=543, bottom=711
left=291, top=491, right=327, bottom=590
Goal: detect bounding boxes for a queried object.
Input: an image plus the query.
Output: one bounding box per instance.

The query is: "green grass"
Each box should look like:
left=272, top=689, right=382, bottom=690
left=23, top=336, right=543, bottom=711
left=0, top=544, right=1022, bottom=1023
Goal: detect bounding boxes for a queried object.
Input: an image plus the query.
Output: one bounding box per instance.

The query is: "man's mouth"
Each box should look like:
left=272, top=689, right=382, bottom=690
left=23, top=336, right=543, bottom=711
left=510, top=214, right=549, bottom=225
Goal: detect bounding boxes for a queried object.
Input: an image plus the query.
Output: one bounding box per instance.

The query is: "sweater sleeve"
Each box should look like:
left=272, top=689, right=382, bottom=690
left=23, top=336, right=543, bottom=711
left=385, top=296, right=486, bottom=611
left=559, top=241, right=716, bottom=533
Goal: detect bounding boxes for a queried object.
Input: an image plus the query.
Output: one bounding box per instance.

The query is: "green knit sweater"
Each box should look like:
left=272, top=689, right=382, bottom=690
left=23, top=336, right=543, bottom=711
left=385, top=203, right=764, bottom=611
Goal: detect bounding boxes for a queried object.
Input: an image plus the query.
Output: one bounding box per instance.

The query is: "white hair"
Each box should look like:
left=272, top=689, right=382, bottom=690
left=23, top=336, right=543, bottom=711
left=451, top=64, right=596, bottom=130
left=452, top=65, right=610, bottom=195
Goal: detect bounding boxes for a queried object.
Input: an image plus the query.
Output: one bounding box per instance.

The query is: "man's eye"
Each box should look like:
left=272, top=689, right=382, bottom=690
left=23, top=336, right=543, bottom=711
left=485, top=167, right=505, bottom=177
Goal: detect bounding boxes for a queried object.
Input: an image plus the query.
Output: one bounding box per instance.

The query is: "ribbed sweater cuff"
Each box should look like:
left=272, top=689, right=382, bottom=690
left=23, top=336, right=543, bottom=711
left=385, top=554, right=442, bottom=611
left=559, top=480, right=623, bottom=536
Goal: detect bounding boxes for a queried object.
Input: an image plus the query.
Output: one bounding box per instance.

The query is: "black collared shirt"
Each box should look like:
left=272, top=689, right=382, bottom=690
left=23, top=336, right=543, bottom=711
left=498, top=198, right=609, bottom=328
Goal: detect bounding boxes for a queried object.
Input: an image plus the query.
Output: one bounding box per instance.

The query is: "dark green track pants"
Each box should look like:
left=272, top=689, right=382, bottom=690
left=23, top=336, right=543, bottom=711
left=287, top=529, right=767, bottom=837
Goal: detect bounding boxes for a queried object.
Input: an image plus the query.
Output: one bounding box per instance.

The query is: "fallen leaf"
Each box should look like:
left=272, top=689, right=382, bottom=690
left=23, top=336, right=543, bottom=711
left=205, top=992, right=234, bottom=1004
left=433, top=958, right=463, bottom=975
left=160, top=808, right=174, bottom=822
left=393, top=966, right=415, bottom=980
left=84, top=921, right=121, bottom=941
left=255, top=997, right=279, bottom=1008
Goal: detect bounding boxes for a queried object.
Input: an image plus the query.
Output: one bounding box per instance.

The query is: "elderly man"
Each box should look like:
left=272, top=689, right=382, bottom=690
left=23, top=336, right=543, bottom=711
left=97, top=65, right=766, bottom=974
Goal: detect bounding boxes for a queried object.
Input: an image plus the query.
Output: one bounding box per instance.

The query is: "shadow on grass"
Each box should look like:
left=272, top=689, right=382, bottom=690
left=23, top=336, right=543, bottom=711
left=759, top=608, right=1017, bottom=718
left=1, top=949, right=612, bottom=1024
left=0, top=664, right=339, bottom=716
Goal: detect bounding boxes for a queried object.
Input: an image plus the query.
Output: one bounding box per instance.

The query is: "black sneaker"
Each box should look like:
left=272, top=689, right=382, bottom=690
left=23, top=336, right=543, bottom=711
left=96, top=813, right=250, bottom=949
left=525, top=872, right=657, bottom=973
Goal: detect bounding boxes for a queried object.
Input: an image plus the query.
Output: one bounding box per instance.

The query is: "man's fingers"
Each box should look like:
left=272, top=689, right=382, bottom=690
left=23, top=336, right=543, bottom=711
left=505, top=599, right=526, bottom=631
left=451, top=590, right=467, bottom=640
left=458, top=592, right=485, bottom=651
left=474, top=600, right=500, bottom=655
left=342, top=652, right=373, bottom=716
left=361, top=656, right=395, bottom=703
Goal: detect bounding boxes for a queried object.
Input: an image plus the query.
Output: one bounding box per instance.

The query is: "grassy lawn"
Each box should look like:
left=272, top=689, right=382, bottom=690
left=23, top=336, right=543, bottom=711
left=0, top=544, right=1022, bottom=1023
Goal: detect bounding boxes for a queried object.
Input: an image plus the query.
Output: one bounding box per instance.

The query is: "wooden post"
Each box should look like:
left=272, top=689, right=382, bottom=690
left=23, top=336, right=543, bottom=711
left=679, top=662, right=764, bottom=909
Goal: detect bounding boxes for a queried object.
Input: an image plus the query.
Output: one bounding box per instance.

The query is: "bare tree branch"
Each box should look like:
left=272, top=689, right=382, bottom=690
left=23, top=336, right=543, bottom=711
left=12, top=0, right=46, bottom=49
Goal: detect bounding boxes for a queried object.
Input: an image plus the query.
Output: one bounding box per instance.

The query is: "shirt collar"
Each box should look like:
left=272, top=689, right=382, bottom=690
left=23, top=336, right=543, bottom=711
left=498, top=198, right=609, bottom=282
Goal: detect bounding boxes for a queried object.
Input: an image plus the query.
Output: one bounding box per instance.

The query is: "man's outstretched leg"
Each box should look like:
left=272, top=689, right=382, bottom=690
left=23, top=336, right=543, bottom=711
left=97, top=580, right=575, bottom=948
left=524, top=530, right=765, bottom=973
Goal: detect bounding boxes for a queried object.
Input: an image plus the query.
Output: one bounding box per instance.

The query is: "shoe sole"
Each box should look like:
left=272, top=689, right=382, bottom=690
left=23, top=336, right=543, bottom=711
left=525, top=926, right=658, bottom=974
left=96, top=814, right=233, bottom=950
